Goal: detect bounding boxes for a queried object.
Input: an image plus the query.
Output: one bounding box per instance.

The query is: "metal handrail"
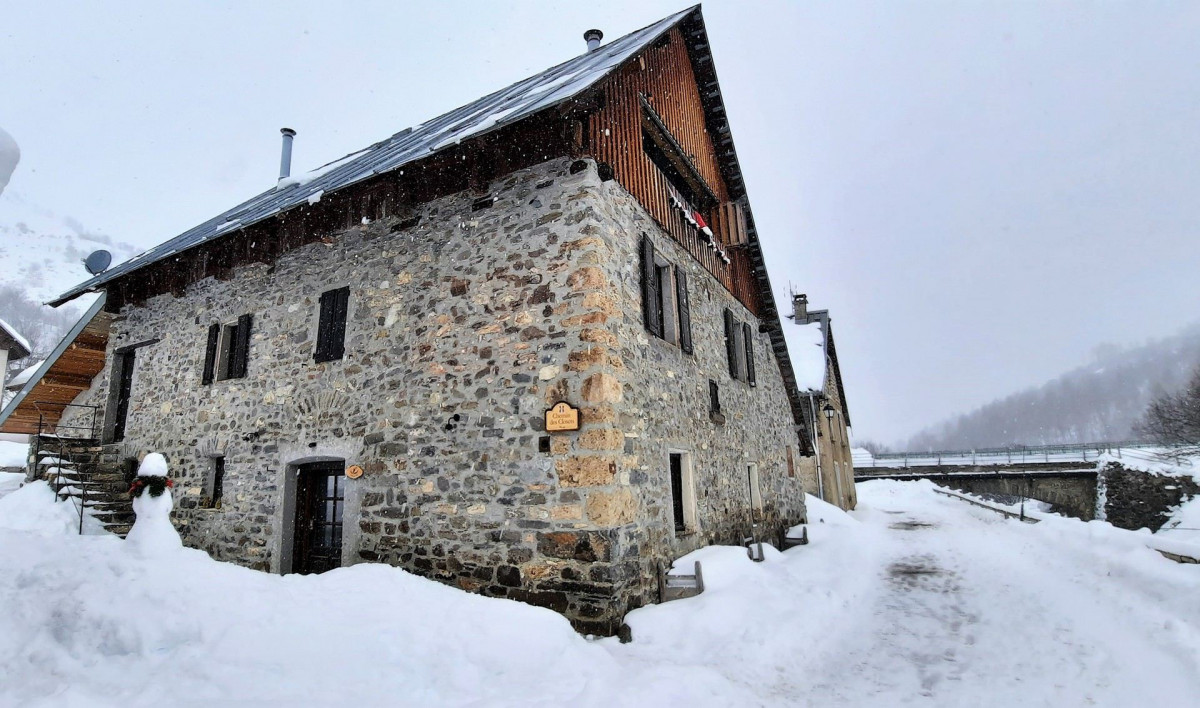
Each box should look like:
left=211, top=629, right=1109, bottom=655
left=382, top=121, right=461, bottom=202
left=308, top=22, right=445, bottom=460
left=32, top=401, right=101, bottom=534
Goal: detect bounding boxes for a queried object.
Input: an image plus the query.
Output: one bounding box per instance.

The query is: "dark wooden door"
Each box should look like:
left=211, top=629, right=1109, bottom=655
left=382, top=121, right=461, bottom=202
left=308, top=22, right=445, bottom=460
left=669, top=453, right=686, bottom=531
left=111, top=351, right=136, bottom=442
left=293, top=463, right=345, bottom=574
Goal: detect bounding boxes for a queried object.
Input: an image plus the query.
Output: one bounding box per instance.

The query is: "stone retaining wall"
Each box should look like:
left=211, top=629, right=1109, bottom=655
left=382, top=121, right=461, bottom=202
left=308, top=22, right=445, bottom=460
left=1099, top=462, right=1200, bottom=532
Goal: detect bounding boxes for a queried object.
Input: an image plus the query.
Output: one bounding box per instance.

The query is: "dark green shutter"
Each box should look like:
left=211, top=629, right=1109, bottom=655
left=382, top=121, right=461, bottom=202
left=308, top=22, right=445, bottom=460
left=230, top=313, right=252, bottom=379
left=724, top=308, right=737, bottom=378
left=675, top=265, right=692, bottom=354
left=743, top=321, right=756, bottom=387
left=201, top=323, right=220, bottom=385
left=640, top=235, right=662, bottom=338
left=315, top=287, right=349, bottom=362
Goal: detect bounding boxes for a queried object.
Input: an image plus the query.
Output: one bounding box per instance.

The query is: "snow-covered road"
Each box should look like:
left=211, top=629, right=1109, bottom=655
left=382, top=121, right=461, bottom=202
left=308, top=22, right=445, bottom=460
left=801, top=482, right=1200, bottom=706
left=1, top=477, right=1196, bottom=706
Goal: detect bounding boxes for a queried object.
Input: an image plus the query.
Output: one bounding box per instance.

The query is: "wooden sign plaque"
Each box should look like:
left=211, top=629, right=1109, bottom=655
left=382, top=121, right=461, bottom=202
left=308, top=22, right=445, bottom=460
left=545, top=402, right=580, bottom=432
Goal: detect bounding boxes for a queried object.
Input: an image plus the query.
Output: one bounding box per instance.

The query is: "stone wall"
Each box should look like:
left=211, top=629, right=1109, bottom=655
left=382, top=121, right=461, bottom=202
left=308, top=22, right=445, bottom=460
left=1099, top=462, right=1200, bottom=531
left=589, top=177, right=808, bottom=610
left=62, top=156, right=807, bottom=633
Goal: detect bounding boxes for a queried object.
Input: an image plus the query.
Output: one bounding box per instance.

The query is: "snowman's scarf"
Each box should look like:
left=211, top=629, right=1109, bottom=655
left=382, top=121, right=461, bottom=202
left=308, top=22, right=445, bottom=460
left=129, top=475, right=173, bottom=498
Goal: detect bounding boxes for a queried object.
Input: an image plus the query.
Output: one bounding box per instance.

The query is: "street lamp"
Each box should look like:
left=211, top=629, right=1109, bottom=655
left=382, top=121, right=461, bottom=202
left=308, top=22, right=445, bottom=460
left=823, top=403, right=835, bottom=422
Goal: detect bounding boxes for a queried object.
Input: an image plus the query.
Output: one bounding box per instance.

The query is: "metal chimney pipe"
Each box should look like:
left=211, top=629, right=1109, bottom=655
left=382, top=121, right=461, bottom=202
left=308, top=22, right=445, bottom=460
left=279, top=128, right=296, bottom=180
left=584, top=29, right=603, bottom=52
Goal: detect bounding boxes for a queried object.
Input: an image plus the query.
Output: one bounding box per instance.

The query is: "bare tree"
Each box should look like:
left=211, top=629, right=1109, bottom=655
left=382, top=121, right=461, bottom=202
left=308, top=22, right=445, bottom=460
left=856, top=439, right=892, bottom=456
left=1136, top=365, right=1200, bottom=456
left=0, top=285, right=79, bottom=395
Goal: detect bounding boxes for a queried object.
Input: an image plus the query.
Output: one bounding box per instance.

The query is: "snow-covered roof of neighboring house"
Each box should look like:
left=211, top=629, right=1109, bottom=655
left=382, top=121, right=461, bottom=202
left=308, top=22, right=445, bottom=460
left=0, top=317, right=30, bottom=359
left=5, top=361, right=42, bottom=390
left=786, top=320, right=827, bottom=393
left=48, top=6, right=695, bottom=307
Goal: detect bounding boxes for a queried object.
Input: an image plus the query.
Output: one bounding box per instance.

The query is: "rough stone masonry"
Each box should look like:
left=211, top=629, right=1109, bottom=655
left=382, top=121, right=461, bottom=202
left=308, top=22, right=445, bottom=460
left=62, top=157, right=808, bottom=634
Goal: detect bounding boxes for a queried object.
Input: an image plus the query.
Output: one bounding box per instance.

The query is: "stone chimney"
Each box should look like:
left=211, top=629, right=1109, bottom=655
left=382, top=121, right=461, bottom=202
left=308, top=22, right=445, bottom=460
left=793, top=293, right=809, bottom=323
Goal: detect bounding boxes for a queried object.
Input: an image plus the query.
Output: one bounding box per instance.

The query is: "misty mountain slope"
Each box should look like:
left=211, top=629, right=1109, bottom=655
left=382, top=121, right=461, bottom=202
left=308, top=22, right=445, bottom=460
left=908, top=324, right=1200, bottom=450
left=0, top=190, right=140, bottom=305
left=0, top=125, right=140, bottom=307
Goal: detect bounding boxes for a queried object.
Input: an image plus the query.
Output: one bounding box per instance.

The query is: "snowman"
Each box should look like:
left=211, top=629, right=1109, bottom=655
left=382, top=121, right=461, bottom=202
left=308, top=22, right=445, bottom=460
left=125, top=452, right=183, bottom=555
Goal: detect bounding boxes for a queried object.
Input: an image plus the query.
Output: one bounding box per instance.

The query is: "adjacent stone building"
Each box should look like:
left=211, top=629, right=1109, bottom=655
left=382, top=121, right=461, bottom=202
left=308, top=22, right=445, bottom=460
left=36, top=8, right=828, bottom=633
left=786, top=295, right=856, bottom=510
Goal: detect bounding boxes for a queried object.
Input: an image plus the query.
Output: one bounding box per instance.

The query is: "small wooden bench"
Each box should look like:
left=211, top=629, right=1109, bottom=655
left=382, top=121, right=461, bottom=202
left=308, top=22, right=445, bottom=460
left=744, top=536, right=766, bottom=562
left=658, top=560, right=704, bottom=602
left=780, top=526, right=809, bottom=550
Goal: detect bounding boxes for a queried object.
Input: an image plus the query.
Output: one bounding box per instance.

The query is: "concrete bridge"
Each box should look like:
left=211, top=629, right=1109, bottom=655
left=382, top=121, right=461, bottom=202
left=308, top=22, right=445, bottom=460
left=854, top=462, right=1099, bottom=520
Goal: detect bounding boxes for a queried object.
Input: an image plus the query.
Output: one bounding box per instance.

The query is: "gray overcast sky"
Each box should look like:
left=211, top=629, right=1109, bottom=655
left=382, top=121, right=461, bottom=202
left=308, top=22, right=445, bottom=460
left=3, top=1, right=1199, bottom=446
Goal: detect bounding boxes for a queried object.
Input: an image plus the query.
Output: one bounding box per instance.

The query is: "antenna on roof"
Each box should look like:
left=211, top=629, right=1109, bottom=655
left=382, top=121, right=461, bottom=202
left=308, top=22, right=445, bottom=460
left=83, top=250, right=112, bottom=276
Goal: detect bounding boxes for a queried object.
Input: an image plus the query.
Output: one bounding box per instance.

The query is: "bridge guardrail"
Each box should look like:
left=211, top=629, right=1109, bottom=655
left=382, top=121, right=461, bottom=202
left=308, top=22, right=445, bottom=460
left=859, top=441, right=1192, bottom=469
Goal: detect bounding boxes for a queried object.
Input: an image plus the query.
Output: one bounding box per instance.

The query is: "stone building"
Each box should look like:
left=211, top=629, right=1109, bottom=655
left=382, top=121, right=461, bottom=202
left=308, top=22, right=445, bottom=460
left=786, top=295, right=856, bottom=510
left=25, top=7, right=826, bottom=633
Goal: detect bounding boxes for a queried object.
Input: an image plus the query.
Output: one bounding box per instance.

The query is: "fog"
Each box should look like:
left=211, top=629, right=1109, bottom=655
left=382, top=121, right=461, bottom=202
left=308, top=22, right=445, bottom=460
left=2, top=1, right=1197, bottom=445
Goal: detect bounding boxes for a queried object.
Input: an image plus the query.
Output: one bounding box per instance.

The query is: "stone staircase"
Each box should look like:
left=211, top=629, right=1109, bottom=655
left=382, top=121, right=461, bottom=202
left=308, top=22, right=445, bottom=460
left=33, top=435, right=134, bottom=536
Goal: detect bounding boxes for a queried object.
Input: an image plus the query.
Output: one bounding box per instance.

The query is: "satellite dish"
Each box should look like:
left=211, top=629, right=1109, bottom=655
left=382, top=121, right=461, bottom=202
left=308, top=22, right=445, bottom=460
left=83, top=250, right=112, bottom=275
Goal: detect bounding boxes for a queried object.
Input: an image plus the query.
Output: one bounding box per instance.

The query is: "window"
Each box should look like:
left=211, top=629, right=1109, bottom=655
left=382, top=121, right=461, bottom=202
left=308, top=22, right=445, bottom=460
left=709, top=380, right=726, bottom=424
left=201, top=456, right=225, bottom=509
left=722, top=309, right=757, bottom=386
left=202, top=314, right=252, bottom=383
left=748, top=463, right=762, bottom=514
left=315, top=287, right=350, bottom=363
left=668, top=451, right=697, bottom=534
left=640, top=235, right=693, bottom=353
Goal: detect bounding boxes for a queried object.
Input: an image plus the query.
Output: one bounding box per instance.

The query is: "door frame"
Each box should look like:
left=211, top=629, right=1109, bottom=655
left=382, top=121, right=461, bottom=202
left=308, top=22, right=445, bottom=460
left=280, top=456, right=346, bottom=574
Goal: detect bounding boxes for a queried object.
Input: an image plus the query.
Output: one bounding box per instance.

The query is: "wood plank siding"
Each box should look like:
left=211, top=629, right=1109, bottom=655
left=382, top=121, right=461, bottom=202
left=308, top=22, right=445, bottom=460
left=1, top=310, right=113, bottom=435
left=587, top=27, right=759, bottom=315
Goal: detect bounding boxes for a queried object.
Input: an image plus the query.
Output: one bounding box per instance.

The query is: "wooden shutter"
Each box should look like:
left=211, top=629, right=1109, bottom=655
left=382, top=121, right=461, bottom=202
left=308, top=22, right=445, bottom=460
left=640, top=235, right=662, bottom=337
left=724, top=308, right=738, bottom=378
left=201, top=323, right=220, bottom=385
left=743, top=321, right=756, bottom=387
left=332, top=287, right=349, bottom=360
left=315, top=287, right=349, bottom=363
left=674, top=265, right=692, bottom=354
left=230, top=313, right=252, bottom=379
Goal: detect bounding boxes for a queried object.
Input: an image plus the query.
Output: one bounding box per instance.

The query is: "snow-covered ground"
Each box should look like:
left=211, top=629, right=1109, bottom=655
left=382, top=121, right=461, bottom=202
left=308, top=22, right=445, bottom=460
left=1, top=478, right=1197, bottom=706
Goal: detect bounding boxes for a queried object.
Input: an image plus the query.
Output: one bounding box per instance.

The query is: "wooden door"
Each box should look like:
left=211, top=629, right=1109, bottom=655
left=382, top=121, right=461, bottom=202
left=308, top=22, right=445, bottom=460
left=293, top=462, right=344, bottom=574
left=111, top=351, right=136, bottom=442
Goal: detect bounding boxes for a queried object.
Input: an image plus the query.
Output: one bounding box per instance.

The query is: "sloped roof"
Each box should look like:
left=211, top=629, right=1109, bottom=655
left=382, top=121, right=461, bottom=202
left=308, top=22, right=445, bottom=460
left=786, top=320, right=827, bottom=392
left=49, top=7, right=696, bottom=307
left=0, top=317, right=30, bottom=359
left=0, top=294, right=111, bottom=435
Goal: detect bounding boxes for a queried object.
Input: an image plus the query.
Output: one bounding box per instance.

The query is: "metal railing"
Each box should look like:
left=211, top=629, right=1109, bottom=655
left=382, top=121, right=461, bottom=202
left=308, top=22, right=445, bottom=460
left=32, top=401, right=102, bottom=534
left=858, top=441, right=1194, bottom=469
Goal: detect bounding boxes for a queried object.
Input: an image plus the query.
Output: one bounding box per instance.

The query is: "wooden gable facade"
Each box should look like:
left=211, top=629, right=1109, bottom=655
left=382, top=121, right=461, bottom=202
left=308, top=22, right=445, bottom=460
left=586, top=23, right=759, bottom=314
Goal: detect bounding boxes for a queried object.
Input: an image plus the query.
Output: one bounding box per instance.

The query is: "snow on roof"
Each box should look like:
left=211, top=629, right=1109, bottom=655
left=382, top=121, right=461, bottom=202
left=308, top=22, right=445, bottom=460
left=0, top=317, right=30, bottom=357
left=49, top=7, right=697, bottom=307
left=5, top=360, right=42, bottom=390
left=785, top=320, right=827, bottom=392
